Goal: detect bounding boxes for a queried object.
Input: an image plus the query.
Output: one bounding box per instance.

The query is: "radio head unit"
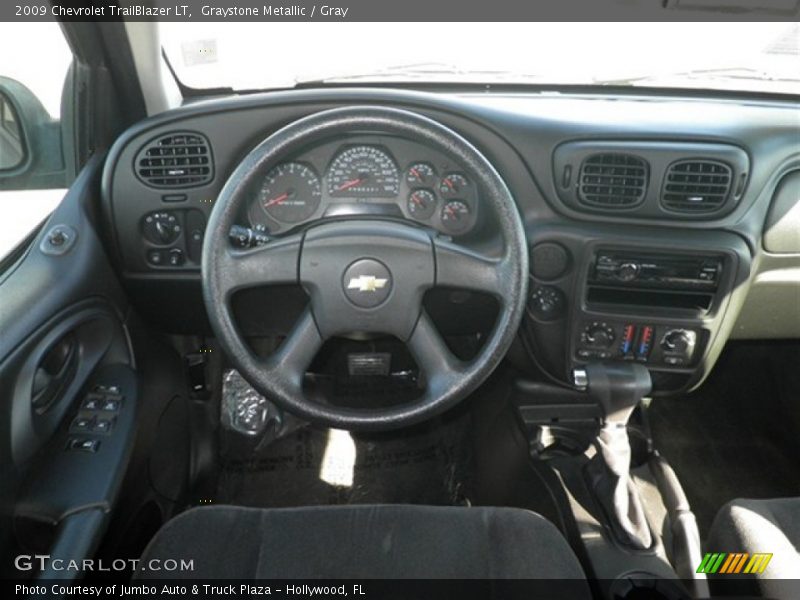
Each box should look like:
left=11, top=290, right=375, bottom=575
left=590, top=251, right=722, bottom=291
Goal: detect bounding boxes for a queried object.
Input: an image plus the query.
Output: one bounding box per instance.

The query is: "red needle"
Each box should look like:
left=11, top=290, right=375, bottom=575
left=410, top=168, right=421, bottom=180
left=445, top=205, right=457, bottom=217
left=411, top=193, right=423, bottom=206
left=264, top=192, right=290, bottom=207
left=443, top=178, right=456, bottom=191
left=337, top=178, right=363, bottom=192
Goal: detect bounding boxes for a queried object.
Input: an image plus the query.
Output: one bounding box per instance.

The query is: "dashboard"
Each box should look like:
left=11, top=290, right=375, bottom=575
left=101, top=88, right=800, bottom=396
left=245, top=136, right=479, bottom=236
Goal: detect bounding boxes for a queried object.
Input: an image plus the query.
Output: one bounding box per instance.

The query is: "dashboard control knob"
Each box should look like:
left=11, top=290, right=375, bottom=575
left=661, top=329, right=696, bottom=356
left=529, top=285, right=566, bottom=320
left=143, top=211, right=181, bottom=245
left=616, top=262, right=640, bottom=282
left=583, top=322, right=616, bottom=348
left=155, top=220, right=172, bottom=243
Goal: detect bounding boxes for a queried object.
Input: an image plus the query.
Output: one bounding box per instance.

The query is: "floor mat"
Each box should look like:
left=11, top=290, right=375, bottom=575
left=648, top=341, right=800, bottom=538
left=215, top=417, right=472, bottom=508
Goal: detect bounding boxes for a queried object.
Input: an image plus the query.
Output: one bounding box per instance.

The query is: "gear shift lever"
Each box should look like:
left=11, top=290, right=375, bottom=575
left=574, top=362, right=653, bottom=550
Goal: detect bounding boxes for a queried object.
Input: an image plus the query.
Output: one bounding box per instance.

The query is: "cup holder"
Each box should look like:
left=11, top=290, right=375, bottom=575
left=609, top=572, right=691, bottom=600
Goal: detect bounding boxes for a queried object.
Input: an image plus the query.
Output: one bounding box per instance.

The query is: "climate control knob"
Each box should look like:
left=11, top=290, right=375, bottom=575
left=662, top=329, right=696, bottom=354
left=582, top=322, right=616, bottom=348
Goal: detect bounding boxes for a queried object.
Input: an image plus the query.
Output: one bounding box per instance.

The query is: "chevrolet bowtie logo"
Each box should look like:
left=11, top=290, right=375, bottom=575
left=347, top=275, right=388, bottom=292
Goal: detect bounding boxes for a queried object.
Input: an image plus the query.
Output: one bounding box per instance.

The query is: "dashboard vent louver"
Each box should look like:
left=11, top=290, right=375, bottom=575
left=661, top=160, right=732, bottom=213
left=136, top=132, right=213, bottom=188
left=578, top=153, right=648, bottom=208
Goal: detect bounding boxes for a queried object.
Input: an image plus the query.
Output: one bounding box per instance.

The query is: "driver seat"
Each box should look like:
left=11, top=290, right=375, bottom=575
left=139, top=504, right=590, bottom=590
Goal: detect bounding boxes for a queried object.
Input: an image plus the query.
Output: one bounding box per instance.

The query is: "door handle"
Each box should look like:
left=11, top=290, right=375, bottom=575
left=31, top=332, right=78, bottom=414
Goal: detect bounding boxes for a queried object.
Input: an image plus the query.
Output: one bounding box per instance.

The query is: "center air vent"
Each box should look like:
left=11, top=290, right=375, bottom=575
left=661, top=160, right=732, bottom=213
left=136, top=132, right=213, bottom=188
left=578, top=153, right=648, bottom=208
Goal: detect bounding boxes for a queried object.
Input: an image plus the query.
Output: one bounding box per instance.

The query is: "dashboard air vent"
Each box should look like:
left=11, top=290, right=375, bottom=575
left=661, top=160, right=732, bottom=213
left=136, top=132, right=213, bottom=188
left=578, top=153, right=648, bottom=208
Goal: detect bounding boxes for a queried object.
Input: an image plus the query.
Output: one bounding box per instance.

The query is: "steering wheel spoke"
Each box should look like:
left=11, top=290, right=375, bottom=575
left=217, top=233, right=302, bottom=299
left=263, top=308, right=324, bottom=390
left=433, top=237, right=511, bottom=300
left=407, top=311, right=465, bottom=389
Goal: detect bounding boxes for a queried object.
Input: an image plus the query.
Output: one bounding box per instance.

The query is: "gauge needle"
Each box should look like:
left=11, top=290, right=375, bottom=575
left=411, top=193, right=423, bottom=205
left=336, top=177, right=364, bottom=192
left=264, top=192, right=290, bottom=207
left=410, top=168, right=421, bottom=180
left=443, top=178, right=456, bottom=191
left=445, top=206, right=458, bottom=218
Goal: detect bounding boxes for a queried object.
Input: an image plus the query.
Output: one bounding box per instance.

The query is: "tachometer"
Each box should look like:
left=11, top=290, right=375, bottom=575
left=328, top=146, right=400, bottom=198
left=260, top=162, right=321, bottom=224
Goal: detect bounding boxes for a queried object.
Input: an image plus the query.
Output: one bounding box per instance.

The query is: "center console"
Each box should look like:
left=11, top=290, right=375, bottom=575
left=523, top=225, right=752, bottom=394
left=574, top=249, right=724, bottom=367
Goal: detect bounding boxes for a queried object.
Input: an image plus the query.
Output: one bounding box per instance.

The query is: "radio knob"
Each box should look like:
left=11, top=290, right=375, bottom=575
left=617, top=262, right=640, bottom=282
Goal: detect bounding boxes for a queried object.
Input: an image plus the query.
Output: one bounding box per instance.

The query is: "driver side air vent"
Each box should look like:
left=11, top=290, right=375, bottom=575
left=661, top=160, right=733, bottom=213
left=578, top=153, right=649, bottom=208
left=136, top=132, right=213, bottom=188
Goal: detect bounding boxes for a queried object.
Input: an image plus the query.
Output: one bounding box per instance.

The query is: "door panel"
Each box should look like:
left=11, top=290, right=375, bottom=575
left=0, top=155, right=135, bottom=578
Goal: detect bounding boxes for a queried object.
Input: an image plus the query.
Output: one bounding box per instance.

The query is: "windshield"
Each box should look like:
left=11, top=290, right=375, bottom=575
left=160, top=22, right=800, bottom=95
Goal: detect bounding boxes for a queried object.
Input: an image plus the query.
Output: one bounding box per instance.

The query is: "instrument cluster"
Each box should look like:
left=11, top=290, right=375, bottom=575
left=246, top=136, right=479, bottom=236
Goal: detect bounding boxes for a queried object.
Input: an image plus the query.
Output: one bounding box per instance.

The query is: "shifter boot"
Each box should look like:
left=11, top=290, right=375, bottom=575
left=587, top=423, right=653, bottom=550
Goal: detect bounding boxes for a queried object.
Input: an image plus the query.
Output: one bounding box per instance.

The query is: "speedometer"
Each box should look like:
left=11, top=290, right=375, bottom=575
left=327, top=146, right=400, bottom=198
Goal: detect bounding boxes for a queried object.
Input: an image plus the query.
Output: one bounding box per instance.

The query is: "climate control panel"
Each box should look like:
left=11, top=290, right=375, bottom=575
left=575, top=320, right=701, bottom=367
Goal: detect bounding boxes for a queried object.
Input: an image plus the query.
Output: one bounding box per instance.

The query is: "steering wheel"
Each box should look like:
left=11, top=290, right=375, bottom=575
left=202, top=107, right=528, bottom=431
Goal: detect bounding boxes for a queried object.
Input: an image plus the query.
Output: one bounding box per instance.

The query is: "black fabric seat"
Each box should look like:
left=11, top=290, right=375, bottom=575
left=707, top=497, right=800, bottom=599
left=139, top=504, right=589, bottom=587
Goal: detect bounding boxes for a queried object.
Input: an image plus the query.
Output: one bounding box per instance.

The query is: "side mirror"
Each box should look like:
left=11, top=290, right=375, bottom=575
left=0, top=76, right=67, bottom=189
left=0, top=92, right=24, bottom=170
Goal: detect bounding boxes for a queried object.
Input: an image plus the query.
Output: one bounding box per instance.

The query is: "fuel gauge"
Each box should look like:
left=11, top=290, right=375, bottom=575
left=441, top=200, right=472, bottom=233
left=407, top=189, right=437, bottom=220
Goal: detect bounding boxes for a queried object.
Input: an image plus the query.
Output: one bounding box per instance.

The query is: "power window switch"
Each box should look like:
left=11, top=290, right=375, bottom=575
left=93, top=419, right=114, bottom=434
left=100, top=396, right=122, bottom=412
left=67, top=438, right=100, bottom=453
left=94, top=384, right=120, bottom=394
left=71, top=416, right=94, bottom=432
left=83, top=393, right=104, bottom=411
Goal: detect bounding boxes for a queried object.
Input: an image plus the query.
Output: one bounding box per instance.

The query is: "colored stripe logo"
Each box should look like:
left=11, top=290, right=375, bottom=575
left=697, top=552, right=773, bottom=574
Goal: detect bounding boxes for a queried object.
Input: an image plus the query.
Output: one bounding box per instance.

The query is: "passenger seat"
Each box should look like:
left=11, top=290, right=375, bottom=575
left=707, top=497, right=800, bottom=599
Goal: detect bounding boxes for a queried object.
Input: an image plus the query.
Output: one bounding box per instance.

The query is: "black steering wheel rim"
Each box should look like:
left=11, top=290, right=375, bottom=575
left=202, top=106, right=528, bottom=431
